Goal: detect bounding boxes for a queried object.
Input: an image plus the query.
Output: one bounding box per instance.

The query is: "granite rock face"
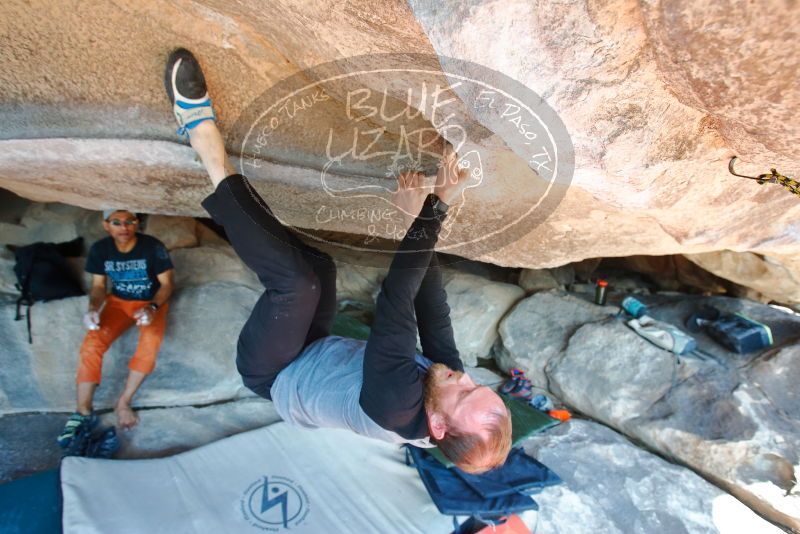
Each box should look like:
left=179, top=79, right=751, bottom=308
left=0, top=251, right=16, bottom=295
left=1, top=0, right=798, bottom=303
left=2, top=2, right=800, bottom=526
left=0, top=282, right=258, bottom=414
left=747, top=344, right=800, bottom=421
left=495, top=291, right=800, bottom=531
left=0, top=201, right=106, bottom=248
left=686, top=250, right=800, bottom=305
left=494, top=291, right=618, bottom=386
left=526, top=420, right=783, bottom=534
left=170, top=246, right=261, bottom=290
left=143, top=215, right=198, bottom=250
left=442, top=271, right=524, bottom=365
left=518, top=268, right=561, bottom=293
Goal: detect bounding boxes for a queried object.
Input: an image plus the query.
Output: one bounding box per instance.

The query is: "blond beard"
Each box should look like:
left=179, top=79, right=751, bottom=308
left=424, top=362, right=463, bottom=414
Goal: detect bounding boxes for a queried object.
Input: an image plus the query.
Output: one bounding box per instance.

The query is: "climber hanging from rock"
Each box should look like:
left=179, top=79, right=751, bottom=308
left=164, top=48, right=512, bottom=473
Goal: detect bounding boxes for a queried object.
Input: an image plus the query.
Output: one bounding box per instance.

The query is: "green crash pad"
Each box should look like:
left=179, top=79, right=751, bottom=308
left=428, top=396, right=560, bottom=467
left=0, top=469, right=62, bottom=534
left=331, top=313, right=371, bottom=341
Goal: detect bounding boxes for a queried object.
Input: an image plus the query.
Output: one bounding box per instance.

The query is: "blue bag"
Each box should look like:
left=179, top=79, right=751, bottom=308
left=405, top=446, right=541, bottom=520
left=454, top=447, right=561, bottom=498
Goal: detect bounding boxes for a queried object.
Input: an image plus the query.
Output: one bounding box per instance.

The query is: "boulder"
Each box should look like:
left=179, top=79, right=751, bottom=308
left=305, top=243, right=390, bottom=306
left=0, top=222, right=29, bottom=248
left=335, top=260, right=386, bottom=306
left=406, top=0, right=800, bottom=291
left=444, top=271, right=524, bottom=366
left=497, top=291, right=800, bottom=531
left=170, top=246, right=260, bottom=291
left=525, top=419, right=783, bottom=534
left=494, top=290, right=617, bottom=386
left=747, top=343, right=800, bottom=421
left=0, top=202, right=105, bottom=248
left=603, top=255, right=731, bottom=294
left=465, top=366, right=505, bottom=389
left=0, top=250, right=16, bottom=295
left=686, top=250, right=800, bottom=306
left=571, top=258, right=602, bottom=282
left=0, top=282, right=259, bottom=414
left=195, top=222, right=230, bottom=248
left=1, top=0, right=799, bottom=303
left=143, top=214, right=198, bottom=250
left=518, top=264, right=583, bottom=293
left=548, top=320, right=676, bottom=423
left=518, top=269, right=561, bottom=293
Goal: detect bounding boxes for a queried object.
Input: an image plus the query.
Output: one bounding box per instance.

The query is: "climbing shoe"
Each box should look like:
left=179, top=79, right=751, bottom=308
left=86, top=427, right=120, bottom=459
left=57, top=412, right=97, bottom=450
left=500, top=375, right=533, bottom=401
left=58, top=412, right=97, bottom=457
left=164, top=48, right=216, bottom=135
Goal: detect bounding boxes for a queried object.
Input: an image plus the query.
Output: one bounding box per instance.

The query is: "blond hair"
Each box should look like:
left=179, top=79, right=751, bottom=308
left=433, top=407, right=512, bottom=474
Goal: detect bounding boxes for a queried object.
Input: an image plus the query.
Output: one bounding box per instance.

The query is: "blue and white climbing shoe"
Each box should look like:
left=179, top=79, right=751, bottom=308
left=57, top=412, right=97, bottom=453
left=164, top=48, right=216, bottom=136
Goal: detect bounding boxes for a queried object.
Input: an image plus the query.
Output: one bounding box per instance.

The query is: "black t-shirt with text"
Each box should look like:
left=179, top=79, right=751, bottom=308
left=85, top=234, right=173, bottom=301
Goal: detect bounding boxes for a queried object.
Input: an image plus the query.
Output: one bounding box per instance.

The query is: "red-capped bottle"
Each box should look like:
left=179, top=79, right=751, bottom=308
left=594, top=279, right=608, bottom=305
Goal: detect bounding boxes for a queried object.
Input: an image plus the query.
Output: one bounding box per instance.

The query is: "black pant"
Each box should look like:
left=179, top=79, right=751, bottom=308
left=201, top=174, right=460, bottom=400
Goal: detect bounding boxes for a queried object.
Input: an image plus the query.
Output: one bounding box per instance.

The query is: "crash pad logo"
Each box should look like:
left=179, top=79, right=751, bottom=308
left=232, top=53, right=574, bottom=268
left=241, top=476, right=310, bottom=531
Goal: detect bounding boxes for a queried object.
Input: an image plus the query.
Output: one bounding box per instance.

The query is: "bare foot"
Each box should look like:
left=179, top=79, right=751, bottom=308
left=115, top=401, right=139, bottom=431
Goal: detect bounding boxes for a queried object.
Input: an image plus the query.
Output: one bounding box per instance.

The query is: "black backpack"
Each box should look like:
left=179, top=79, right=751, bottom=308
left=11, top=237, right=85, bottom=343
left=685, top=305, right=773, bottom=354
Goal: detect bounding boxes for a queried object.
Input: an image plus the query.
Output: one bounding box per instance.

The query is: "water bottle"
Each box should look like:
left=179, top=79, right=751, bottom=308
left=594, top=279, right=608, bottom=305
left=621, top=296, right=647, bottom=318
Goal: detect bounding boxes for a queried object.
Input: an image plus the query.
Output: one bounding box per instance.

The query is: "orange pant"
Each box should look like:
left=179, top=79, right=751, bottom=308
left=76, top=295, right=169, bottom=384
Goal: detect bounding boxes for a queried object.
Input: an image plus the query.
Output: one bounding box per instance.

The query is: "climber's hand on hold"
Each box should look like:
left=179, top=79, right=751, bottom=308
left=433, top=143, right=469, bottom=206
left=393, top=171, right=429, bottom=230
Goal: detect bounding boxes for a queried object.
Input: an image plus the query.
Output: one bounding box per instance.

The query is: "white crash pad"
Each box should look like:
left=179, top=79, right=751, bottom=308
left=61, top=422, right=456, bottom=534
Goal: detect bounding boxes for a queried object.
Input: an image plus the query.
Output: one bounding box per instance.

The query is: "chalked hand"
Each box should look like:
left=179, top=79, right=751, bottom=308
left=433, top=143, right=470, bottom=206
left=133, top=307, right=154, bottom=327
left=83, top=311, right=100, bottom=331
left=393, top=171, right=429, bottom=231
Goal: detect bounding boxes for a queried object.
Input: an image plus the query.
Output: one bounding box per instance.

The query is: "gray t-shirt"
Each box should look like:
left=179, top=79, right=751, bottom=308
left=270, top=335, right=433, bottom=448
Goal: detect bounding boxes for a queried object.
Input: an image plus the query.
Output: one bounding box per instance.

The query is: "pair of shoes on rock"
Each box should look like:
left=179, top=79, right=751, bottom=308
left=165, top=48, right=216, bottom=135
left=86, top=427, right=120, bottom=459
left=500, top=368, right=533, bottom=401
left=57, top=412, right=120, bottom=459
left=56, top=412, right=97, bottom=449
left=57, top=412, right=98, bottom=456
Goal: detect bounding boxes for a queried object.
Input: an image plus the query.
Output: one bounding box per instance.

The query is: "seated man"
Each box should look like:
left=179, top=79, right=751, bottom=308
left=57, top=210, right=175, bottom=449
left=165, top=49, right=511, bottom=473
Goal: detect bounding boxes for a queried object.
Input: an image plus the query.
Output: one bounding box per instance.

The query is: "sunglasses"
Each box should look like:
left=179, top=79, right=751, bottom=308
left=109, top=219, right=139, bottom=227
